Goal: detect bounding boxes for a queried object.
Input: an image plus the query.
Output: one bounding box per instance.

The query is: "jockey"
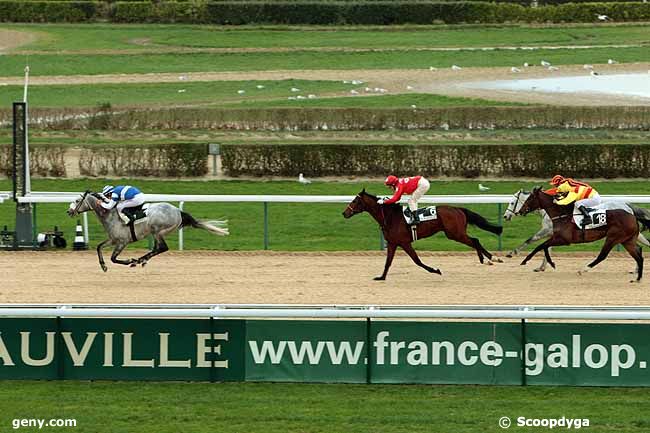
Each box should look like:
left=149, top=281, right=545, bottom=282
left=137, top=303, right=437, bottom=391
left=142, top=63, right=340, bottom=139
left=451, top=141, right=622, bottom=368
left=100, top=185, right=145, bottom=225
left=549, top=175, right=602, bottom=227
left=378, top=175, right=430, bottom=224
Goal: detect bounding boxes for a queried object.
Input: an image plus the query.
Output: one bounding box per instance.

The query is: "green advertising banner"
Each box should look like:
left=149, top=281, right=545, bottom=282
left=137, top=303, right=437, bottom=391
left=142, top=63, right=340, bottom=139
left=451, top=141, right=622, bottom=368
left=525, top=323, right=650, bottom=386
left=245, top=320, right=367, bottom=383
left=369, top=321, right=523, bottom=385
left=0, top=318, right=245, bottom=381
left=2, top=318, right=650, bottom=386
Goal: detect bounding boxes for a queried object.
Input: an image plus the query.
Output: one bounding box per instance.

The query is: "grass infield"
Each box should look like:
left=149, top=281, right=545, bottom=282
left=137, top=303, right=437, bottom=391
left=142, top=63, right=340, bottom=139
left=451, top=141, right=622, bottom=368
left=2, top=179, right=650, bottom=252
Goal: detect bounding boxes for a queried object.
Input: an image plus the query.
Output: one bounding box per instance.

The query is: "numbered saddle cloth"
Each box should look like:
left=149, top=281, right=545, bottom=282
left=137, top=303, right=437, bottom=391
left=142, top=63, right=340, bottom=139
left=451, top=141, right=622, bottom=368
left=572, top=201, right=632, bottom=229
left=403, top=206, right=437, bottom=224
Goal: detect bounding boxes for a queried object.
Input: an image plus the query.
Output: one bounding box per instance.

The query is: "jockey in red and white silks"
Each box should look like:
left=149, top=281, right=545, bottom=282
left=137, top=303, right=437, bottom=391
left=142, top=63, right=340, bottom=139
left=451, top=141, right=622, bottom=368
left=379, top=175, right=430, bottom=223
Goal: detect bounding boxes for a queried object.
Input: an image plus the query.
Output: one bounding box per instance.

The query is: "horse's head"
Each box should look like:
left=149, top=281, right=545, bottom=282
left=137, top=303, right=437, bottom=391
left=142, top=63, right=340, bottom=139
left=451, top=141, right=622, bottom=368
left=67, top=190, right=102, bottom=217
left=342, top=189, right=375, bottom=218
left=504, top=189, right=530, bottom=221
left=517, top=187, right=542, bottom=216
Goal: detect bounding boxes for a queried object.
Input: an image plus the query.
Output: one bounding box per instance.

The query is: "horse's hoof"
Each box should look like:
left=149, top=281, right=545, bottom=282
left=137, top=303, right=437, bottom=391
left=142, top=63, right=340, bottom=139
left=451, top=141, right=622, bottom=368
left=505, top=253, right=514, bottom=258
left=431, top=268, right=442, bottom=275
left=485, top=260, right=494, bottom=266
left=520, top=260, right=527, bottom=266
left=101, top=264, right=107, bottom=272
left=533, top=268, right=545, bottom=272
left=493, top=257, right=504, bottom=263
left=373, top=276, right=386, bottom=281
left=141, top=261, right=148, bottom=267
left=630, top=279, right=641, bottom=284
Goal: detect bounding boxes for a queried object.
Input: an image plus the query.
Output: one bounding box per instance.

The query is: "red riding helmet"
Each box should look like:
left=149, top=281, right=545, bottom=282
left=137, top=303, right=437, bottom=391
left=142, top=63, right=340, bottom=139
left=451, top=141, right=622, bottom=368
left=385, top=175, right=398, bottom=186
left=550, top=174, right=565, bottom=186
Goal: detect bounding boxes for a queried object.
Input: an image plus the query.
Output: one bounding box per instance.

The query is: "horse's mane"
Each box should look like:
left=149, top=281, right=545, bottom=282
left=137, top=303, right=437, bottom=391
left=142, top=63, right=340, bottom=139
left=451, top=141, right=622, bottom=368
left=360, top=190, right=401, bottom=210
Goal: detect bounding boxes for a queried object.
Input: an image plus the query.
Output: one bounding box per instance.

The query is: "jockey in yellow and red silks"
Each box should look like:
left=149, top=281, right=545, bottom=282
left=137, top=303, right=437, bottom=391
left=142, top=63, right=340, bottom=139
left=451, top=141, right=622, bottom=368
left=548, top=175, right=602, bottom=227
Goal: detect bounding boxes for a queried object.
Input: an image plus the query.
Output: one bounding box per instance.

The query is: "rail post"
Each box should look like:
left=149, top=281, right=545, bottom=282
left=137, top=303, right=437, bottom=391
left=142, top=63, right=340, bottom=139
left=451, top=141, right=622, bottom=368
left=497, top=203, right=503, bottom=251
left=82, top=212, right=89, bottom=244
left=179, top=201, right=184, bottom=251
left=263, top=202, right=269, bottom=250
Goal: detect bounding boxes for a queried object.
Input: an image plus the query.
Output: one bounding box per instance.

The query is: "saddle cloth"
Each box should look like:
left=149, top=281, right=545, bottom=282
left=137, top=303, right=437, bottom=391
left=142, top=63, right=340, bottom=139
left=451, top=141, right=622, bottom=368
left=572, top=201, right=632, bottom=229
left=403, top=206, right=437, bottom=224
left=124, top=203, right=150, bottom=223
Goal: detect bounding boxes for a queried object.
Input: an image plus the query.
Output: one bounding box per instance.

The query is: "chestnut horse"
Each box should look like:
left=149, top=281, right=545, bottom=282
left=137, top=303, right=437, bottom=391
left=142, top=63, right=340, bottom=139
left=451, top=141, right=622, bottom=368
left=342, top=190, right=502, bottom=280
left=517, top=187, right=647, bottom=282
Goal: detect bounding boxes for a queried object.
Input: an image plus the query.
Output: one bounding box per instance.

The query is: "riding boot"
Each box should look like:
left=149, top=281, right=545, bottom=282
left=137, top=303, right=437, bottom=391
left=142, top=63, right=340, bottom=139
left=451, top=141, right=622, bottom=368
left=578, top=205, right=592, bottom=228
left=410, top=209, right=420, bottom=225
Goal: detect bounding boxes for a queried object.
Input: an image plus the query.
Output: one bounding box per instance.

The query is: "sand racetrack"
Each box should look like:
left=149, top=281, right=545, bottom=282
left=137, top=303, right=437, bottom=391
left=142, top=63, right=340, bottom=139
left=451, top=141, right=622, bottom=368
left=1, top=251, right=648, bottom=305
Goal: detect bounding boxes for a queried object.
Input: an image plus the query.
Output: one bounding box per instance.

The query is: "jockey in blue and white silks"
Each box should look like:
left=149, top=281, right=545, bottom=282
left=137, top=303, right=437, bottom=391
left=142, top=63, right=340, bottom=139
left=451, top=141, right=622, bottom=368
left=100, top=185, right=145, bottom=224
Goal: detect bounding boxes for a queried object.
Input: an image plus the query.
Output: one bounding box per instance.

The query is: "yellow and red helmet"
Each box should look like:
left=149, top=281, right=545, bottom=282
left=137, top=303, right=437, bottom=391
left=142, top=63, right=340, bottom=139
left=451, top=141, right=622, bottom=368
left=550, top=175, right=565, bottom=186
left=385, top=175, right=398, bottom=186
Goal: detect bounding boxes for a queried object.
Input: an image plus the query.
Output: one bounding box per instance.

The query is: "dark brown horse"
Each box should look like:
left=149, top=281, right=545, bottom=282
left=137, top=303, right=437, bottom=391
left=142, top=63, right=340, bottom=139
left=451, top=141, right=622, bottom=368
left=342, top=190, right=503, bottom=280
left=517, top=187, right=646, bottom=282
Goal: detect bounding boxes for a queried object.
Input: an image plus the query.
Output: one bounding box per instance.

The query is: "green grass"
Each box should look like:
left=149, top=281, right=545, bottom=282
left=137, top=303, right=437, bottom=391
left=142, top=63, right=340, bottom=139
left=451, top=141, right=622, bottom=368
left=7, top=23, right=650, bottom=52
left=0, top=80, right=358, bottom=108
left=0, top=45, right=648, bottom=77
left=229, top=93, right=524, bottom=109
left=2, top=179, right=650, bottom=253
left=0, top=381, right=649, bottom=433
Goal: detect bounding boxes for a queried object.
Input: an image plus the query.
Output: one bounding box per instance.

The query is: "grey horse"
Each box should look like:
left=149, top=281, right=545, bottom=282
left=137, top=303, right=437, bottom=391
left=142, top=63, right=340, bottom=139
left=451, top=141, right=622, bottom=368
left=504, top=189, right=650, bottom=273
left=67, top=191, right=228, bottom=271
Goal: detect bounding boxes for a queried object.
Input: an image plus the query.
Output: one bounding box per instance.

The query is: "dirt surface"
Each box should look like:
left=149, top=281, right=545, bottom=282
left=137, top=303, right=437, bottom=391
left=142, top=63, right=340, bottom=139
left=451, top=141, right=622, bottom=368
left=1, top=64, right=648, bottom=106
left=1, top=251, right=648, bottom=305
left=0, top=29, right=37, bottom=52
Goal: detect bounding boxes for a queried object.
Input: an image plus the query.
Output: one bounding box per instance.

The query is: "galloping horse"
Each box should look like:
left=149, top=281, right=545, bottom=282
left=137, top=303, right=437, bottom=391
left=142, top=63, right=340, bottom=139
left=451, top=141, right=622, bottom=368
left=68, top=191, right=228, bottom=271
left=342, top=190, right=502, bottom=280
left=505, top=189, right=650, bottom=272
left=517, top=187, right=649, bottom=282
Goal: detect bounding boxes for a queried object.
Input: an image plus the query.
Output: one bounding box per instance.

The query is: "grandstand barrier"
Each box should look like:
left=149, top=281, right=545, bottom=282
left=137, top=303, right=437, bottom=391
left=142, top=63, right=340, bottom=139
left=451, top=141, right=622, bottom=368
left=0, top=304, right=649, bottom=385
left=4, top=192, right=650, bottom=251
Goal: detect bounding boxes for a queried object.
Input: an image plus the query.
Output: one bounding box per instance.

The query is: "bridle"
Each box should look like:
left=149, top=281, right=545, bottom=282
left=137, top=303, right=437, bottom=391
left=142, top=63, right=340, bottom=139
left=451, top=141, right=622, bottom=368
left=506, top=190, right=526, bottom=218
left=346, top=194, right=387, bottom=229
left=71, top=191, right=90, bottom=214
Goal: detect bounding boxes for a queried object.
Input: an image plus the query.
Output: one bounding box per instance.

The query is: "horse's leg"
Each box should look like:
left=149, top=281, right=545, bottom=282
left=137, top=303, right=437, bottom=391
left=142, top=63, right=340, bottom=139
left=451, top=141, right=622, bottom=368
left=507, top=227, right=551, bottom=258
left=472, top=237, right=503, bottom=264
left=110, top=242, right=137, bottom=267
left=375, top=242, right=397, bottom=281
left=579, top=237, right=618, bottom=275
left=444, top=231, right=484, bottom=263
left=542, top=246, right=556, bottom=270
left=137, top=236, right=169, bottom=267
left=521, top=239, right=555, bottom=266
left=622, top=238, right=643, bottom=283
left=401, top=243, right=442, bottom=276
left=96, top=239, right=111, bottom=272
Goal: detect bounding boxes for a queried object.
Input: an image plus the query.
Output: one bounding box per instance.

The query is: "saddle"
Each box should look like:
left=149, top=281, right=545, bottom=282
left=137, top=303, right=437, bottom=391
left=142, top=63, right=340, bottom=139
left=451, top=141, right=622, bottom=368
left=123, top=204, right=149, bottom=223
left=403, top=206, right=437, bottom=224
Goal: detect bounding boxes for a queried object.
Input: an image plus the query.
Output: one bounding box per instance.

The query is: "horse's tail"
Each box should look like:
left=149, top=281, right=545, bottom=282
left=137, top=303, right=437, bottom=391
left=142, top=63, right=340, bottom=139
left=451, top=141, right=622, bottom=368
left=180, top=211, right=229, bottom=236
left=460, top=208, right=503, bottom=235
left=630, top=204, right=650, bottom=232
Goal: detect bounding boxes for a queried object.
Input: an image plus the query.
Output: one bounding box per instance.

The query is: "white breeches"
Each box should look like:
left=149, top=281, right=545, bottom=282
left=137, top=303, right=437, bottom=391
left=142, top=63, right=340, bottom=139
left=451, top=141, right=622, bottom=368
left=576, top=194, right=601, bottom=209
left=116, top=193, right=145, bottom=214
left=407, top=178, right=430, bottom=212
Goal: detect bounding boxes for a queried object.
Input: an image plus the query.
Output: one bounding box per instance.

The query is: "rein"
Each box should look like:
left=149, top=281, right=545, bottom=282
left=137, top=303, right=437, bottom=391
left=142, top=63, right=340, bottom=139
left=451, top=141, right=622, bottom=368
left=72, top=191, right=90, bottom=214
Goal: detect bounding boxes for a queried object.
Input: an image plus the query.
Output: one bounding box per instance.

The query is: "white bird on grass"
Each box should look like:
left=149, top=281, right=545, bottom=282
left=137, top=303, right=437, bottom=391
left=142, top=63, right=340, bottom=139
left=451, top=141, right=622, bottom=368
left=307, top=94, right=317, bottom=99
left=523, top=62, right=530, bottom=68
left=406, top=85, right=414, bottom=90
left=256, top=84, right=265, bottom=89
left=478, top=184, right=491, bottom=192
left=596, top=14, right=610, bottom=21
left=410, top=105, right=417, bottom=109
left=429, top=66, right=438, bottom=71
left=177, top=89, right=186, bottom=93
left=350, top=89, right=359, bottom=95
left=351, top=80, right=364, bottom=85
left=541, top=60, right=551, bottom=67
left=511, top=67, right=521, bottom=73
left=290, top=87, right=301, bottom=92
left=298, top=173, right=311, bottom=185
left=178, top=75, right=188, bottom=81
left=237, top=90, right=245, bottom=94
left=548, top=66, right=559, bottom=71
left=451, top=65, right=462, bottom=71
left=608, top=59, right=618, bottom=65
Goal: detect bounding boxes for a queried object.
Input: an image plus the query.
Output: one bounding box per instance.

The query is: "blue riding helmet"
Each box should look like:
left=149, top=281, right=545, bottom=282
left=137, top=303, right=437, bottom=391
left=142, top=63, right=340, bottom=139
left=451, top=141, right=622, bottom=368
left=102, top=185, right=114, bottom=195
